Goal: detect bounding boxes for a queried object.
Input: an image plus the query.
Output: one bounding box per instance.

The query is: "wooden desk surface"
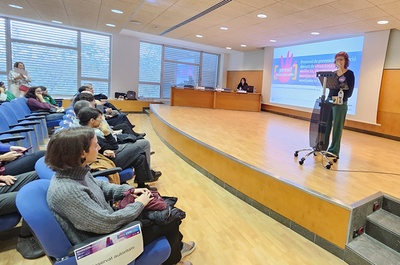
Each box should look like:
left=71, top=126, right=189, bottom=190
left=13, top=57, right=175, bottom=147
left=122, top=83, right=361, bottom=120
left=170, top=87, right=261, bottom=112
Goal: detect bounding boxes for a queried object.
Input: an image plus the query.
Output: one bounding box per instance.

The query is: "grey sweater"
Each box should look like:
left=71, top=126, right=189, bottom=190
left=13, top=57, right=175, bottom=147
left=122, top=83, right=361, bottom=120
left=47, top=166, right=145, bottom=245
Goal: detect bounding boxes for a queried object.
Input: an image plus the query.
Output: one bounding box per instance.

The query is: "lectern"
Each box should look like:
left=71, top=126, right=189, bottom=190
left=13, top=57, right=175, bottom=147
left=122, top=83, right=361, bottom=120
left=294, top=71, right=339, bottom=169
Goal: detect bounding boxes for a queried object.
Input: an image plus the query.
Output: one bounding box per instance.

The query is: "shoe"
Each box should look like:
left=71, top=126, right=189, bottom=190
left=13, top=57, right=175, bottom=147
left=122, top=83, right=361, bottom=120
left=326, top=153, right=339, bottom=159
left=150, top=170, right=162, bottom=182
left=150, top=151, right=155, bottom=155
left=133, top=131, right=146, bottom=138
left=176, top=261, right=192, bottom=265
left=144, top=184, right=158, bottom=191
left=16, top=236, right=45, bottom=259
left=181, top=241, right=196, bottom=258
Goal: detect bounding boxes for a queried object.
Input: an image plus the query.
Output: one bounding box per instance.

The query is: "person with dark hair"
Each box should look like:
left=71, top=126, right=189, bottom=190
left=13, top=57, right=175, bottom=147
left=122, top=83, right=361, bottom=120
left=77, top=107, right=160, bottom=188
left=73, top=93, right=145, bottom=137
left=25, top=86, right=64, bottom=121
left=40, top=86, right=57, bottom=105
left=45, top=127, right=195, bottom=265
left=324, top=51, right=355, bottom=158
left=0, top=143, right=45, bottom=259
left=8, top=62, right=31, bottom=97
left=237, top=77, right=248, bottom=91
left=0, top=81, right=16, bottom=102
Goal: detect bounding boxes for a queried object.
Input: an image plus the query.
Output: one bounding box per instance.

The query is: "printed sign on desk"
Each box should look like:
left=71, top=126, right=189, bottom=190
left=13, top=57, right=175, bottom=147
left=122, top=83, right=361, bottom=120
left=74, top=223, right=143, bottom=265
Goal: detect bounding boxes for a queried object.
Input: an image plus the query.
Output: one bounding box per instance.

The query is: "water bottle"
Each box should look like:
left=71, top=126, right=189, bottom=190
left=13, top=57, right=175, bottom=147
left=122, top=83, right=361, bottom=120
left=337, top=89, right=344, bottom=105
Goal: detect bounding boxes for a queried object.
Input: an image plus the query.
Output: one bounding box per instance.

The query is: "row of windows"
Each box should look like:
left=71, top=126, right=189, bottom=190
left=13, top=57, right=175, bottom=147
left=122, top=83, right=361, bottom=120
left=0, top=16, right=221, bottom=99
left=138, top=42, right=220, bottom=99
left=0, top=17, right=111, bottom=96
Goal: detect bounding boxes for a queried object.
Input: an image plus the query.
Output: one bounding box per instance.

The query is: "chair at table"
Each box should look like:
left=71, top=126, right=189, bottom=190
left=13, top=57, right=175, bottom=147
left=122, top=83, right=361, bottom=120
left=16, top=179, right=171, bottom=265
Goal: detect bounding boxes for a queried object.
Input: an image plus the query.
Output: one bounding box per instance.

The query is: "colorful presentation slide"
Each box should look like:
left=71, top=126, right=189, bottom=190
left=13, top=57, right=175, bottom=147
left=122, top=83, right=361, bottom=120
left=270, top=36, right=364, bottom=114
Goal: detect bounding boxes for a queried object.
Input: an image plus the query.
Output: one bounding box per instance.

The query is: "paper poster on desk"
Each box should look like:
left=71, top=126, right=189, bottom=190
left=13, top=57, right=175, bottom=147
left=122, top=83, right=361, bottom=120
left=74, top=224, right=143, bottom=265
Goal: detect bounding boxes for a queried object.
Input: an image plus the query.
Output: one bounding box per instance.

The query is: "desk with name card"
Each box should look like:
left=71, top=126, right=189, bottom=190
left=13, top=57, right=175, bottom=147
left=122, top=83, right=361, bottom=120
left=170, top=87, right=261, bottom=112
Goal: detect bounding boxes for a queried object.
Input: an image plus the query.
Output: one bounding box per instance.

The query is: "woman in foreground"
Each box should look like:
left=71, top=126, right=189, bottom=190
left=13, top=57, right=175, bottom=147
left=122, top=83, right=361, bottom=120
left=45, top=127, right=195, bottom=265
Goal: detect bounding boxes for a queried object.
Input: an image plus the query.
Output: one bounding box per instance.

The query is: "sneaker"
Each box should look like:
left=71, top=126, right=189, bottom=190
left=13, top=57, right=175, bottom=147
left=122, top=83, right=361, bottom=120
left=181, top=241, right=196, bottom=258
left=16, top=236, right=45, bottom=259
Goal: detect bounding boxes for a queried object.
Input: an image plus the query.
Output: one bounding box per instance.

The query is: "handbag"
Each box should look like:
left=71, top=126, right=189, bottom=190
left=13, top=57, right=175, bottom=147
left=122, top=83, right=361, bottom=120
left=19, top=85, right=29, bottom=92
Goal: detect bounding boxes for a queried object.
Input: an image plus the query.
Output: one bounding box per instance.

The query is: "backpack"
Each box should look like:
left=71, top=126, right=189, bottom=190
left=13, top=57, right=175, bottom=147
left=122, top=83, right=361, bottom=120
left=126, top=90, right=137, bottom=100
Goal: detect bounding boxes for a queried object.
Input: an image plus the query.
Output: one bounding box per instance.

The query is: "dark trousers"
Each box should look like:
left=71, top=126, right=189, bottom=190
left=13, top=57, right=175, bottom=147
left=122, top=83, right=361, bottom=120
left=106, top=113, right=134, bottom=129
left=324, top=103, right=348, bottom=156
left=114, top=144, right=153, bottom=184
left=142, top=219, right=183, bottom=265
left=0, top=171, right=38, bottom=215
left=3, top=150, right=45, bottom=176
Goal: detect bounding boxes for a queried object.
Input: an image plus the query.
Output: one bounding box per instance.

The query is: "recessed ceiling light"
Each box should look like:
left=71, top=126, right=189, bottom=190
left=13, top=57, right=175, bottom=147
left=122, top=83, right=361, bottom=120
left=311, top=32, right=320, bottom=35
left=270, top=39, right=277, bottom=43
left=195, top=34, right=203, bottom=38
left=226, top=47, right=232, bottom=50
left=52, top=20, right=62, bottom=24
left=220, top=26, right=228, bottom=31
left=240, top=44, right=247, bottom=47
left=377, top=20, right=389, bottom=25
left=111, top=9, right=123, bottom=14
left=106, top=23, right=116, bottom=27
left=257, top=14, right=267, bottom=19
left=9, top=4, right=23, bottom=9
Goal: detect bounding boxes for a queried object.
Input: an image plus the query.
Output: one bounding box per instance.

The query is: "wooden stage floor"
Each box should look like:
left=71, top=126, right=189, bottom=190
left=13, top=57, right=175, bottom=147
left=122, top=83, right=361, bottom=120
left=150, top=104, right=400, bottom=206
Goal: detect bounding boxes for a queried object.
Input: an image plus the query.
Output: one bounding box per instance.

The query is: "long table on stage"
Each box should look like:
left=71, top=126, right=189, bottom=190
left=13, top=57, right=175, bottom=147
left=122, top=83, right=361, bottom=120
left=170, top=87, right=261, bottom=112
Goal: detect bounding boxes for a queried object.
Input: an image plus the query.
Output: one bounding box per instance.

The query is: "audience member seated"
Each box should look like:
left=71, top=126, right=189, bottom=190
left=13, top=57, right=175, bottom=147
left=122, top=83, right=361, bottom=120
left=73, top=93, right=145, bottom=137
left=45, top=127, right=195, bottom=265
left=24, top=86, right=64, bottom=121
left=40, top=86, right=57, bottom=106
left=0, top=81, right=16, bottom=102
left=78, top=107, right=160, bottom=188
left=0, top=143, right=45, bottom=259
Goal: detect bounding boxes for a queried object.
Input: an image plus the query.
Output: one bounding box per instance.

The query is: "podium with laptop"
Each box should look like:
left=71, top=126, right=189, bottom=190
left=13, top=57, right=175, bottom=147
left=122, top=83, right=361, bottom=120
left=294, top=71, right=340, bottom=169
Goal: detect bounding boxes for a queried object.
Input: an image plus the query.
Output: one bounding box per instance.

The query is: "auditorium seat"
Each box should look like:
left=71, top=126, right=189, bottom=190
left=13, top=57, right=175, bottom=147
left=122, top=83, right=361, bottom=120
left=16, top=179, right=171, bottom=265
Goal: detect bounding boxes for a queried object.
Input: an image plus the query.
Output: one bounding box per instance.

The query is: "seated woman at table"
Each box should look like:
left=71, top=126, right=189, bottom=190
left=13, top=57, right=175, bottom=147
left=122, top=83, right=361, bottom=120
left=45, top=127, right=195, bottom=265
left=237, top=77, right=248, bottom=90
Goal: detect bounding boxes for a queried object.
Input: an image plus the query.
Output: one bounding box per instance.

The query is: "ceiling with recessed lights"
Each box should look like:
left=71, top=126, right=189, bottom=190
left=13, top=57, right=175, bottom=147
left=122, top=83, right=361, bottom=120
left=0, top=0, right=399, bottom=51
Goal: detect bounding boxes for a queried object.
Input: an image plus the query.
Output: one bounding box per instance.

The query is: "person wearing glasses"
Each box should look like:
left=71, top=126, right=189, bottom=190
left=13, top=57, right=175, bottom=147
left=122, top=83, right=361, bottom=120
left=324, top=51, right=355, bottom=159
left=25, top=86, right=64, bottom=121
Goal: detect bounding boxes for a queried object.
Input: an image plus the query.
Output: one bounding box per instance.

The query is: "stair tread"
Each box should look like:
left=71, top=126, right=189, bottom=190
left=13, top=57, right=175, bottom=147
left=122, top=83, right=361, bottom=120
left=347, top=234, right=400, bottom=264
left=368, top=209, right=400, bottom=236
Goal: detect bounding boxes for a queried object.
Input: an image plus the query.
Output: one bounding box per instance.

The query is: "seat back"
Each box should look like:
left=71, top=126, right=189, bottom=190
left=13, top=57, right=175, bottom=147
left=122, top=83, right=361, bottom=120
left=0, top=104, right=41, bottom=150
left=6, top=100, right=48, bottom=142
left=16, top=179, right=74, bottom=263
left=35, top=157, right=55, bottom=180
left=0, top=111, right=35, bottom=151
left=16, top=181, right=171, bottom=265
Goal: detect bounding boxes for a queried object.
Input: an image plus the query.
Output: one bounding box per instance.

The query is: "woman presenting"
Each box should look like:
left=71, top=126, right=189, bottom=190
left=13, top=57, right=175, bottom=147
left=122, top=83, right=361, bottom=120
left=324, top=51, right=355, bottom=158
left=8, top=62, right=31, bottom=97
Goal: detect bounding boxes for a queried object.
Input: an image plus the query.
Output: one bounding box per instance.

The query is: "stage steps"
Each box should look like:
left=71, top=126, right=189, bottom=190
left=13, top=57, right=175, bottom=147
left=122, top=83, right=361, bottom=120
left=345, top=196, right=400, bottom=264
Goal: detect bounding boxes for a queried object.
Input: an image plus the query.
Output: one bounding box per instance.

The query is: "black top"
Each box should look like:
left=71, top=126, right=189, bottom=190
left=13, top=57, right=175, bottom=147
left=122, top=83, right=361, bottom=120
left=328, top=69, right=355, bottom=103
left=237, top=82, right=248, bottom=90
